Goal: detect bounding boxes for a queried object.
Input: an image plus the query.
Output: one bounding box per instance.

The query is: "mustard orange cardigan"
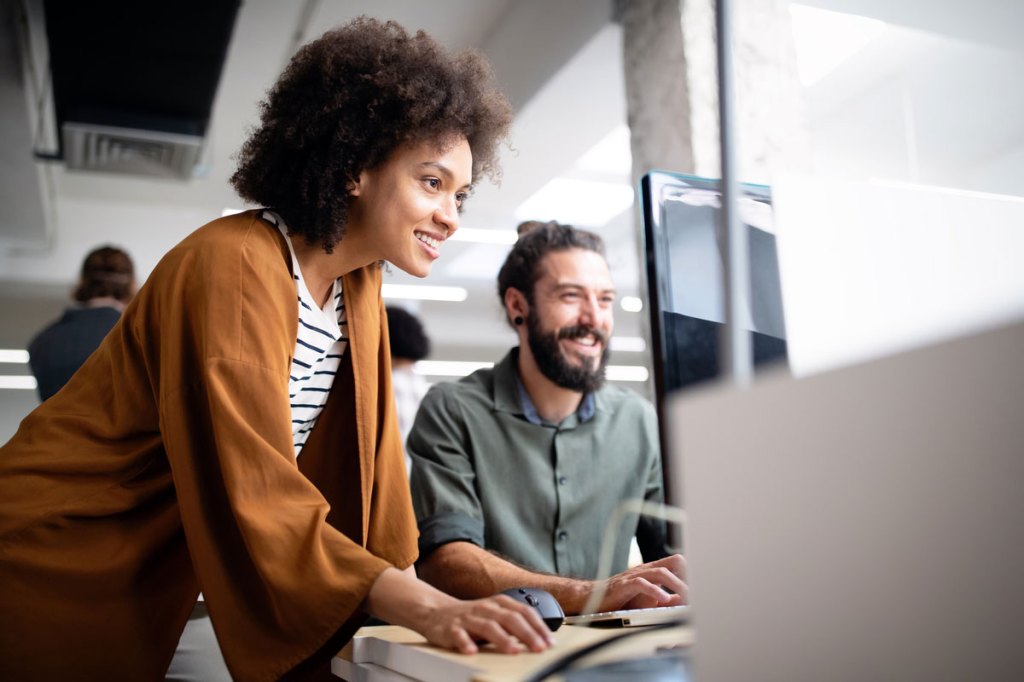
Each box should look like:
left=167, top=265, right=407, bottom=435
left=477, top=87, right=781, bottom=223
left=0, top=211, right=418, bottom=680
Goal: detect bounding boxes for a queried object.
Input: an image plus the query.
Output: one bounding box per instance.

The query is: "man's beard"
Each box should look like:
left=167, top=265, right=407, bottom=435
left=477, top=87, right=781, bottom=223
left=526, top=311, right=609, bottom=393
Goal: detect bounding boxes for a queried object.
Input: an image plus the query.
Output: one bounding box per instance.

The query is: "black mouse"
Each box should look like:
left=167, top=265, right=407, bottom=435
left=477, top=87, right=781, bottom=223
left=501, top=587, right=565, bottom=631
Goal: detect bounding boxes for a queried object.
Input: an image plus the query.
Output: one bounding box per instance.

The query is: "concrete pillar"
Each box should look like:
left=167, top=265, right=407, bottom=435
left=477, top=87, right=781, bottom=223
left=617, top=0, right=809, bottom=187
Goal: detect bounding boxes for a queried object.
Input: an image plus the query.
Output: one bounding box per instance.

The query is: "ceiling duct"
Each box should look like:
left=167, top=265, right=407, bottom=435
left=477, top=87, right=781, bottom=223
left=42, top=0, right=240, bottom=179
left=62, top=122, right=203, bottom=179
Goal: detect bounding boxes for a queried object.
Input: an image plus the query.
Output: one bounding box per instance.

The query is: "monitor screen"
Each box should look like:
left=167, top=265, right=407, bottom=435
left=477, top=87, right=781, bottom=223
left=640, top=171, right=789, bottom=508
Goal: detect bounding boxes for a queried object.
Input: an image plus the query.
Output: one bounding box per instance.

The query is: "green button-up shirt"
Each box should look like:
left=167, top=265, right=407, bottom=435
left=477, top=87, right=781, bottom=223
left=409, top=348, right=668, bottom=579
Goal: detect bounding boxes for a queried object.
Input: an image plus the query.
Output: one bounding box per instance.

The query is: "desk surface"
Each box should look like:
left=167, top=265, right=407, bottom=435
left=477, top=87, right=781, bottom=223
left=333, top=623, right=693, bottom=682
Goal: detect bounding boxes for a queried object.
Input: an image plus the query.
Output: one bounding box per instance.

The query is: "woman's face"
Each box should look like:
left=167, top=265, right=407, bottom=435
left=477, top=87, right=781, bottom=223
left=347, top=137, right=473, bottom=278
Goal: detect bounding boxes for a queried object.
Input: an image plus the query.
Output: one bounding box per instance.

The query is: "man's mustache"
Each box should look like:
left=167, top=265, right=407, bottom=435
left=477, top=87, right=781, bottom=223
left=557, top=324, right=608, bottom=346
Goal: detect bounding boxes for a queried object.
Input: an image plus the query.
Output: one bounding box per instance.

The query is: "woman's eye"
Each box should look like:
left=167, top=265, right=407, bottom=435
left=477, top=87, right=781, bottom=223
left=425, top=178, right=440, bottom=190
left=455, top=192, right=467, bottom=206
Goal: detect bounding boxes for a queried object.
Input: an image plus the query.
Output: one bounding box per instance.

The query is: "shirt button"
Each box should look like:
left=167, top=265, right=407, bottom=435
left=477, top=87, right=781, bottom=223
left=558, top=476, right=568, bottom=486
left=557, top=530, right=568, bottom=542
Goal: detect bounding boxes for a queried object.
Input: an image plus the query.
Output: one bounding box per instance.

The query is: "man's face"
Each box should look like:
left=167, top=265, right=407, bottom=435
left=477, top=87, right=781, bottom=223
left=524, top=249, right=616, bottom=392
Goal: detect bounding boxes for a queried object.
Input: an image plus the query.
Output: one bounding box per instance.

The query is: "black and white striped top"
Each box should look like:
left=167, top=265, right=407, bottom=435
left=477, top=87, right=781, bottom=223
left=264, top=211, right=348, bottom=457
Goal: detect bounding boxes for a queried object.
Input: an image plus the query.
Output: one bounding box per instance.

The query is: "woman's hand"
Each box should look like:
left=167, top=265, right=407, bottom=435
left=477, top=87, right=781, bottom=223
left=363, top=566, right=554, bottom=654
left=416, top=593, right=554, bottom=654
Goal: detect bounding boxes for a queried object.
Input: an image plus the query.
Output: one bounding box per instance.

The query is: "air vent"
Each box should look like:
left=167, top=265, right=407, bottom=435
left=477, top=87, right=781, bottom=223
left=62, top=122, right=204, bottom=179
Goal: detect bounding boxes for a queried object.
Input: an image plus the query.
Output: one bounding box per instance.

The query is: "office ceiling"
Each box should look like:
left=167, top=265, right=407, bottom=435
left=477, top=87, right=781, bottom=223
left=1, top=0, right=1022, bottom=381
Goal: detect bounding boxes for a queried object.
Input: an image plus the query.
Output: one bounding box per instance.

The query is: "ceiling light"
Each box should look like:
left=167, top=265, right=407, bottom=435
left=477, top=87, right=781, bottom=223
left=610, top=336, right=647, bottom=353
left=0, top=349, right=30, bottom=363
left=449, top=228, right=518, bottom=245
left=515, top=178, right=634, bottom=228
left=576, top=125, right=632, bottom=176
left=381, top=284, right=468, bottom=302
left=789, top=4, right=886, bottom=87
left=414, top=360, right=494, bottom=377
left=620, top=296, right=644, bottom=313
left=606, top=365, right=649, bottom=382
left=0, top=376, right=37, bottom=390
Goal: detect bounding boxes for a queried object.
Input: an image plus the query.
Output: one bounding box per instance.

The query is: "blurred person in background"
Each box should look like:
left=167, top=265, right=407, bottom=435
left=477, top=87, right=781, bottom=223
left=386, top=305, right=432, bottom=474
left=27, top=245, right=136, bottom=401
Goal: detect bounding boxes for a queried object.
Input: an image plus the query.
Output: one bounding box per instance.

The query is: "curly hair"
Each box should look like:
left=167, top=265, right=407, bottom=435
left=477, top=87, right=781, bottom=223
left=497, top=220, right=606, bottom=324
left=231, top=16, right=513, bottom=252
left=73, top=245, right=135, bottom=304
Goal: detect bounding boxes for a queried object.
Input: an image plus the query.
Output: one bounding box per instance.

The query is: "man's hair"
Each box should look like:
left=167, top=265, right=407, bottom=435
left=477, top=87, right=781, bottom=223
left=73, top=246, right=134, bottom=304
left=496, top=220, right=606, bottom=322
left=231, top=16, right=512, bottom=253
left=386, top=306, right=431, bottom=361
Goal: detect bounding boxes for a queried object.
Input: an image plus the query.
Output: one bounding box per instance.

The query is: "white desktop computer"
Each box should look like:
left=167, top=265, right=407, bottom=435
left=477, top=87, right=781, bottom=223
left=671, top=319, right=1024, bottom=681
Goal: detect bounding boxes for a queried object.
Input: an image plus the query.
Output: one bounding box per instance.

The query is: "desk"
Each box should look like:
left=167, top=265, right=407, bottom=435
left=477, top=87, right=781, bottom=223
left=332, top=623, right=693, bottom=682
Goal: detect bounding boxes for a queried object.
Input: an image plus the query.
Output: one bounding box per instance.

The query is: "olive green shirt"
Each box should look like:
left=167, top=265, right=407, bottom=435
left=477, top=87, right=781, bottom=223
left=409, top=348, right=667, bottom=579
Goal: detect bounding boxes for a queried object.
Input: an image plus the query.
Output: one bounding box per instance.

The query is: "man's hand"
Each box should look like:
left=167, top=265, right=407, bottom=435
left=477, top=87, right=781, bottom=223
left=591, top=554, right=688, bottom=612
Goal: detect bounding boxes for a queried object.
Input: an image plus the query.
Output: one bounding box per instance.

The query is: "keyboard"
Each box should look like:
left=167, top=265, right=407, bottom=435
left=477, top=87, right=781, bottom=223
left=563, top=604, right=691, bottom=628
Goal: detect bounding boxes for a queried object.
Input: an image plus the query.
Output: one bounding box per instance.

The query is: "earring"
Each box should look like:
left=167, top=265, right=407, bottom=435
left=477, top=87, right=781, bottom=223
left=513, top=315, right=524, bottom=326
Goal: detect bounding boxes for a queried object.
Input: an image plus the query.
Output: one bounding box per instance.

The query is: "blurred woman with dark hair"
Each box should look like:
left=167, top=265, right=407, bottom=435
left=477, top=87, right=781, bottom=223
left=28, top=245, right=136, bottom=401
left=0, top=17, right=552, bottom=681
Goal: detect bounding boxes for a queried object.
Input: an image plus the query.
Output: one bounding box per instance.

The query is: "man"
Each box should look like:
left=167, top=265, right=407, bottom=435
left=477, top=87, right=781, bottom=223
left=409, top=220, right=687, bottom=615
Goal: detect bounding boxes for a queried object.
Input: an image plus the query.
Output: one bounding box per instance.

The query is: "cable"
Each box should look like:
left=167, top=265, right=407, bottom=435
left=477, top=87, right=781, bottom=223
left=523, top=620, right=683, bottom=682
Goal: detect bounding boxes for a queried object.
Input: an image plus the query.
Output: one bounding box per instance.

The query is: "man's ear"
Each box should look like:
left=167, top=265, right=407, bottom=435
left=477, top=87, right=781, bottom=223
left=504, top=287, right=529, bottom=325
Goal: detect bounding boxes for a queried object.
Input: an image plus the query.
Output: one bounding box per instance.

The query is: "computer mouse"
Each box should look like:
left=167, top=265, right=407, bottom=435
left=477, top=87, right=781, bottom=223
left=500, top=587, right=565, bottom=631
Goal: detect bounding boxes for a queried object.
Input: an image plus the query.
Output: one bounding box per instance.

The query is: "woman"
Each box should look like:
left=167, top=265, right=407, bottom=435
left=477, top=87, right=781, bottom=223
left=0, top=18, right=552, bottom=681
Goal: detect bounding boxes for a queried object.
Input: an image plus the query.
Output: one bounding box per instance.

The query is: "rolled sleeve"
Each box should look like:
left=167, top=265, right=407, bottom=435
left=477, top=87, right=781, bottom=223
left=408, top=384, right=487, bottom=557
left=417, top=511, right=485, bottom=556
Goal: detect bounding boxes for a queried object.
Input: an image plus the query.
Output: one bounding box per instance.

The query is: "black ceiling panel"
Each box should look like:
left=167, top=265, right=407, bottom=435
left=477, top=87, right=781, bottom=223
left=43, top=0, right=241, bottom=149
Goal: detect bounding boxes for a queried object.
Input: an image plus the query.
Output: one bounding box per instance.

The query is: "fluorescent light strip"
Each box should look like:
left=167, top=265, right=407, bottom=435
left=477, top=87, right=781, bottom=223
left=414, top=360, right=494, bottom=377
left=0, top=349, right=30, bottom=364
left=620, top=296, right=644, bottom=313
left=515, top=177, right=634, bottom=228
left=609, top=336, right=647, bottom=353
left=415, top=360, right=649, bottom=383
left=0, top=376, right=37, bottom=390
left=382, top=284, right=468, bottom=302
left=449, top=228, right=518, bottom=245
left=605, top=365, right=649, bottom=382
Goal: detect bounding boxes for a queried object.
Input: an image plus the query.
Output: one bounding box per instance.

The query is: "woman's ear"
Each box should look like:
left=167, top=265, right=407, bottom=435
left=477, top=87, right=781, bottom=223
left=346, top=174, right=363, bottom=197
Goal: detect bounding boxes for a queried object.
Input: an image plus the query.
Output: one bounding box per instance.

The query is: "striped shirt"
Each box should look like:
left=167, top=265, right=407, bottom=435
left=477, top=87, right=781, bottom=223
left=264, top=211, right=348, bottom=457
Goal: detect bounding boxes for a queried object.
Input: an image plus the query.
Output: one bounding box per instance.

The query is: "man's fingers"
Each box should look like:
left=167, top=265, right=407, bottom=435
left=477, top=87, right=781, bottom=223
left=644, top=554, right=687, bottom=580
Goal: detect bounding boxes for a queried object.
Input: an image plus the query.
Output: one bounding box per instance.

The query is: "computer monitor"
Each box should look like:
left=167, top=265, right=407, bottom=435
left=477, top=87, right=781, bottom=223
left=640, top=170, right=789, bottom=508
